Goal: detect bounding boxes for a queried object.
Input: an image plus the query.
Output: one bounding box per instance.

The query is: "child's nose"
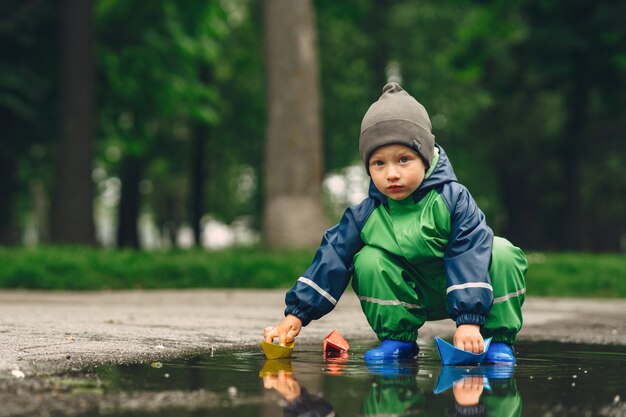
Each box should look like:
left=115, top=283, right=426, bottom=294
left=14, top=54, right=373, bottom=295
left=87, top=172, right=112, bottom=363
left=387, top=167, right=400, bottom=180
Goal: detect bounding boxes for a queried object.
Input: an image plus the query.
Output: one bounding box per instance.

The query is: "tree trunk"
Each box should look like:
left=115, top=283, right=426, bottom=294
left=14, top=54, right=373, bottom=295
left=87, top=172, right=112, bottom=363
left=262, top=0, right=329, bottom=248
left=497, top=166, right=541, bottom=249
left=116, top=156, right=142, bottom=248
left=51, top=0, right=95, bottom=245
left=366, top=0, right=392, bottom=91
left=0, top=147, right=19, bottom=245
left=190, top=65, right=212, bottom=248
left=559, top=53, right=589, bottom=250
left=190, top=121, right=208, bottom=248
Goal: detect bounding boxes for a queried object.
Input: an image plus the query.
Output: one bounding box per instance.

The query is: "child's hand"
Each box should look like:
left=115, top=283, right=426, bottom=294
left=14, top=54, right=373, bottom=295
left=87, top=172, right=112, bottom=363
left=264, top=314, right=302, bottom=346
left=262, top=371, right=301, bottom=402
left=452, top=376, right=484, bottom=406
left=453, top=324, right=484, bottom=354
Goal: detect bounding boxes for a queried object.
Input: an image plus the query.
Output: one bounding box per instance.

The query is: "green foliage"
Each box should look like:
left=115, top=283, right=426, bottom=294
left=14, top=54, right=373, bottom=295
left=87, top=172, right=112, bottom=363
left=1, top=0, right=625, bottom=251
left=96, top=0, right=266, bottom=230
left=440, top=0, right=626, bottom=249
left=525, top=252, right=626, bottom=298
left=0, top=1, right=58, bottom=242
left=0, top=247, right=624, bottom=298
left=316, top=0, right=373, bottom=171
left=0, top=246, right=313, bottom=290
left=207, top=0, right=266, bottom=225
left=96, top=0, right=228, bottom=159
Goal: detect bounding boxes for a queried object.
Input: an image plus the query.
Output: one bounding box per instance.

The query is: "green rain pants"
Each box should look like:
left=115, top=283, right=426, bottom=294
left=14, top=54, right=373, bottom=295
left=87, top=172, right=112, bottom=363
left=352, top=236, right=527, bottom=344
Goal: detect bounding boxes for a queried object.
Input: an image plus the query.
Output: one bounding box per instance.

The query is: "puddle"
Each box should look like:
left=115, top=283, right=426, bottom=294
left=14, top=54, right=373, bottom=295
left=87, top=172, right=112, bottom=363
left=88, top=341, right=625, bottom=416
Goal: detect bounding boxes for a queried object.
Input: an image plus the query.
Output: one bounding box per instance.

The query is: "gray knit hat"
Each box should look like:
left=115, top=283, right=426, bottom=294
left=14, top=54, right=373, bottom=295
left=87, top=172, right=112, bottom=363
left=359, top=82, right=435, bottom=173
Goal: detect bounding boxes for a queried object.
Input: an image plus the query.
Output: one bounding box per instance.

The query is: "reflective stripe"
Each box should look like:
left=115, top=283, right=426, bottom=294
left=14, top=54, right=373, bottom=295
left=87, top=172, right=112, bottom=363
left=297, top=277, right=338, bottom=306
left=493, top=288, right=526, bottom=304
left=358, top=295, right=422, bottom=310
left=446, top=282, right=493, bottom=294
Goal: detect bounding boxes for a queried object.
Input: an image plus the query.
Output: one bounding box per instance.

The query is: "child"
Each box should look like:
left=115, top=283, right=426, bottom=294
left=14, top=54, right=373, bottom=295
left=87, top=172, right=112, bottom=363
left=264, top=82, right=527, bottom=363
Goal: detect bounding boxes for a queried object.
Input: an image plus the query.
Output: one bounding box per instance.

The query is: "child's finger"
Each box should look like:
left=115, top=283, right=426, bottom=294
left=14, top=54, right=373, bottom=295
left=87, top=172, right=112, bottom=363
left=278, top=330, right=287, bottom=346
left=285, top=329, right=298, bottom=343
left=453, top=337, right=463, bottom=350
left=264, top=326, right=277, bottom=343
left=460, top=340, right=472, bottom=351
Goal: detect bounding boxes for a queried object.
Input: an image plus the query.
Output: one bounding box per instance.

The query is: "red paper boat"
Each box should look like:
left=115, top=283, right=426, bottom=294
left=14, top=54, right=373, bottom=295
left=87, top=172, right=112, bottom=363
left=323, top=329, right=350, bottom=352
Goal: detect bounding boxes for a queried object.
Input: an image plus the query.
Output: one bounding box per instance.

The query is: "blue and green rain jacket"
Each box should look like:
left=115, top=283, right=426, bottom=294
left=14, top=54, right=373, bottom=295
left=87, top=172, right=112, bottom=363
left=285, top=144, right=494, bottom=328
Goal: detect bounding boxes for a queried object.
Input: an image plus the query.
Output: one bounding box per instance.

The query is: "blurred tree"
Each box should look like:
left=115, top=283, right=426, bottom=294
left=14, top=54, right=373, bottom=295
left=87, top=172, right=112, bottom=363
left=365, top=0, right=392, bottom=92
left=190, top=65, right=212, bottom=247
left=517, top=0, right=626, bottom=250
left=3, top=0, right=623, bottom=252
left=315, top=0, right=373, bottom=172
left=206, top=0, right=265, bottom=229
left=440, top=1, right=546, bottom=247
left=97, top=0, right=227, bottom=248
left=262, top=0, right=328, bottom=248
left=448, top=0, right=626, bottom=251
left=52, top=0, right=96, bottom=245
left=97, top=0, right=159, bottom=248
left=0, top=2, right=57, bottom=245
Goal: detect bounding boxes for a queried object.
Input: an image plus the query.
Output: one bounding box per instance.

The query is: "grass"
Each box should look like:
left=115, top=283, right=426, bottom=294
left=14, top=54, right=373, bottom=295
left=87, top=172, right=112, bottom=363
left=0, top=246, right=313, bottom=290
left=0, top=247, right=624, bottom=297
left=524, top=252, right=626, bottom=298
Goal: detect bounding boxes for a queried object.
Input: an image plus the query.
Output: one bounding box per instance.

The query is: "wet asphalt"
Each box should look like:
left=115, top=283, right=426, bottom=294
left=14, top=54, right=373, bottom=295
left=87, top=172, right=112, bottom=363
left=1, top=289, right=625, bottom=380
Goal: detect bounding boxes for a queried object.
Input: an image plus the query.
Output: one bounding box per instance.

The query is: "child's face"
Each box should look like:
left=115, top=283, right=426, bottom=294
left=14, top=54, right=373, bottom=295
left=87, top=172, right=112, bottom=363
left=369, top=144, right=426, bottom=201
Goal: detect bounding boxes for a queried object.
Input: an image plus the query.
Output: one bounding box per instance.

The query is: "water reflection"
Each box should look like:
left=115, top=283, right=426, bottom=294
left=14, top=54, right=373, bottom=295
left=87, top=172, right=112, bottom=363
left=435, top=365, right=521, bottom=417
left=261, top=359, right=335, bottom=417
left=260, top=357, right=520, bottom=417
left=324, top=350, right=349, bottom=375
left=90, top=341, right=626, bottom=416
left=361, top=373, right=424, bottom=416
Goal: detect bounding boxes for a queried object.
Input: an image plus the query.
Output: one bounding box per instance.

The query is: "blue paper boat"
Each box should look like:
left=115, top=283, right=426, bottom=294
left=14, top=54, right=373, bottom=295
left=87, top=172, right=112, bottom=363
left=434, top=366, right=492, bottom=394
left=434, top=337, right=492, bottom=366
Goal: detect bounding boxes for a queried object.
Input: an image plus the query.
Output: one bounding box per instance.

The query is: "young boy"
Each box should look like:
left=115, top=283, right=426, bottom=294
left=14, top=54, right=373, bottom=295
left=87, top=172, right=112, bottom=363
left=264, top=82, right=527, bottom=363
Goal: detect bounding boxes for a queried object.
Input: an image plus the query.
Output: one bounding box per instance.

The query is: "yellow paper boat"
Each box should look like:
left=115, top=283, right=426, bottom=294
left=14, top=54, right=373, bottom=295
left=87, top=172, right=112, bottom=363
left=260, top=340, right=295, bottom=359
left=259, top=358, right=293, bottom=377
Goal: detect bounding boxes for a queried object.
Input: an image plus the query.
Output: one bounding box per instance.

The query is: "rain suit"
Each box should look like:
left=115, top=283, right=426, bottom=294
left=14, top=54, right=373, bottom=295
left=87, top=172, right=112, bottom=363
left=284, top=145, right=527, bottom=344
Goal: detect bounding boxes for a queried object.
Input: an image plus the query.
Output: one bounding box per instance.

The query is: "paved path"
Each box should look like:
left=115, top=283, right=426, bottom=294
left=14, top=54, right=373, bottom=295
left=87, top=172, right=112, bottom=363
left=1, top=289, right=625, bottom=379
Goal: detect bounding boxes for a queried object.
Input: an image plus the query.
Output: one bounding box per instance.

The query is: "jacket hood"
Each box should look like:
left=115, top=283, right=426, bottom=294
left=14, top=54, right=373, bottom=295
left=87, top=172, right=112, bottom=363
left=368, top=144, right=458, bottom=204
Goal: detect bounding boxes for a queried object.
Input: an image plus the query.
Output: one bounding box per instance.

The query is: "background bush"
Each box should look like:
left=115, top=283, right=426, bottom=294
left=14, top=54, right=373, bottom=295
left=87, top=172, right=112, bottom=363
left=0, top=247, right=624, bottom=297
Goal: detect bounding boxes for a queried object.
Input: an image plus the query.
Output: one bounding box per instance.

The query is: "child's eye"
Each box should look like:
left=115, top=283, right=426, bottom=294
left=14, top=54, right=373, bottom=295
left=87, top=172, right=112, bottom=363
left=371, top=160, right=385, bottom=167
left=399, top=156, right=409, bottom=163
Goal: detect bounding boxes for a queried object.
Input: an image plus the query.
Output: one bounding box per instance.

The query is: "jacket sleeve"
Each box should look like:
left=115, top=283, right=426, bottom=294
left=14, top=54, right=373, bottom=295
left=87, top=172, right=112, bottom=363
left=284, top=200, right=375, bottom=326
left=442, top=183, right=494, bottom=327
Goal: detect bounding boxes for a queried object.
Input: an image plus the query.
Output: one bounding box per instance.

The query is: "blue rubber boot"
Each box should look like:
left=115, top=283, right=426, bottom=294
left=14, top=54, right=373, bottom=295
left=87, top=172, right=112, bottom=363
left=484, top=342, right=516, bottom=364
left=364, top=340, right=419, bottom=363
